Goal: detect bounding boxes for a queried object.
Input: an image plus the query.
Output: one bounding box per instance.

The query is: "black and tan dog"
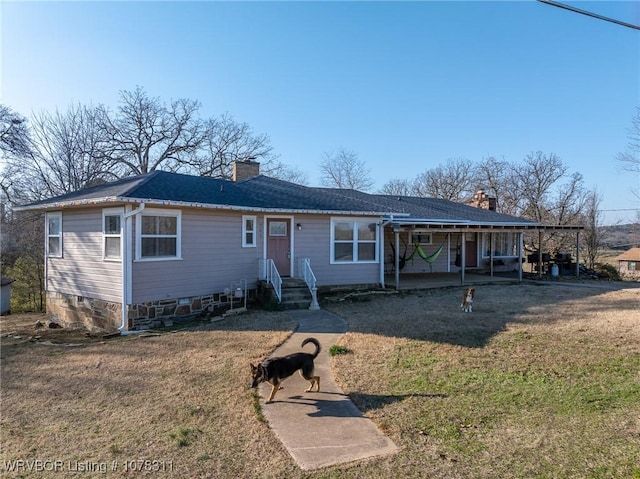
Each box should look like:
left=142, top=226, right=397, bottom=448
left=250, top=337, right=321, bottom=403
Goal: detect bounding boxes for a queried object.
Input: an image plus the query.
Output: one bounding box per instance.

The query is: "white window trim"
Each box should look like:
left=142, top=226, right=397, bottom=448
left=481, top=232, right=518, bottom=258
left=135, top=208, right=182, bottom=262
left=103, top=208, right=124, bottom=262
left=46, top=212, right=63, bottom=258
left=330, top=217, right=379, bottom=264
left=242, top=215, right=257, bottom=248
left=410, top=231, right=433, bottom=246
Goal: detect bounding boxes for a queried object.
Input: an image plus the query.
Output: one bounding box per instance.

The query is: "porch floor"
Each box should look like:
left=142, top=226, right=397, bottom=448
left=383, top=272, right=520, bottom=291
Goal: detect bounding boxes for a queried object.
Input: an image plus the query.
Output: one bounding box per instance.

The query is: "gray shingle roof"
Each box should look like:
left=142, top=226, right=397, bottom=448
left=17, top=170, right=537, bottom=226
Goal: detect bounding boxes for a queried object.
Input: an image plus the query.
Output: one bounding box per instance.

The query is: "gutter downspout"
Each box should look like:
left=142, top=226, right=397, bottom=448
left=119, top=203, right=145, bottom=333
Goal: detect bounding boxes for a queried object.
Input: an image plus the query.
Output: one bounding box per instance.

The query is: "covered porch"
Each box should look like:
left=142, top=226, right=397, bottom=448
left=381, top=222, right=585, bottom=290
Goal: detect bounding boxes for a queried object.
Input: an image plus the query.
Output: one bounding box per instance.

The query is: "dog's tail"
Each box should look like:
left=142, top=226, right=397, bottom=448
left=301, top=337, right=321, bottom=358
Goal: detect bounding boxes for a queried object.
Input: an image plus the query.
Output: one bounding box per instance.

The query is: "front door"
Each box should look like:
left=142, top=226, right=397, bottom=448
left=267, top=219, right=291, bottom=276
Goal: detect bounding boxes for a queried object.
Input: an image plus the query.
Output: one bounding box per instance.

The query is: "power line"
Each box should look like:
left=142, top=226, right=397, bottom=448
left=538, top=0, right=640, bottom=31
left=599, top=208, right=640, bottom=212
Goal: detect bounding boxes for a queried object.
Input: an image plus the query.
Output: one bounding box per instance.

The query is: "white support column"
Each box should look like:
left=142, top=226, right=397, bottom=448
left=518, top=232, right=524, bottom=282
left=538, top=230, right=543, bottom=279
left=379, top=222, right=386, bottom=288
left=460, top=231, right=466, bottom=285
left=489, top=232, right=494, bottom=278
left=394, top=227, right=400, bottom=289
left=576, top=230, right=580, bottom=277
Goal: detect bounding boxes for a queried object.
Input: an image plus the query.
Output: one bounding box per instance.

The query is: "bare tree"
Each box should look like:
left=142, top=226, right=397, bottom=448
left=379, top=178, right=414, bottom=196
left=412, top=157, right=476, bottom=200
left=2, top=104, right=113, bottom=204
left=581, top=188, right=603, bottom=269
left=320, top=148, right=373, bottom=191
left=476, top=156, right=515, bottom=214
left=266, top=161, right=309, bottom=185
left=511, top=151, right=570, bottom=222
left=508, top=151, right=588, bottom=254
left=99, top=86, right=206, bottom=176
left=0, top=105, right=30, bottom=157
left=616, top=106, right=640, bottom=200
left=185, top=113, right=278, bottom=179
left=1, top=105, right=31, bottom=204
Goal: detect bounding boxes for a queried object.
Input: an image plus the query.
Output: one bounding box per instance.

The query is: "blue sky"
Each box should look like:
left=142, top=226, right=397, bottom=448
left=1, top=1, right=639, bottom=225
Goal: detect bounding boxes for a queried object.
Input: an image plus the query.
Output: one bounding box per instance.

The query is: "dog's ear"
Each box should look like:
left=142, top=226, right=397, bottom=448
left=250, top=363, right=257, bottom=371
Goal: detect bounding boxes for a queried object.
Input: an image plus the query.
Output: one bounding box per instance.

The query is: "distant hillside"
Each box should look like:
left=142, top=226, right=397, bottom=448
left=600, top=223, right=640, bottom=250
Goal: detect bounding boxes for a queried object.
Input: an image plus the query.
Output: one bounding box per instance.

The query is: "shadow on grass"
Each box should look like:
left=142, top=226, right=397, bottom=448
left=271, top=392, right=446, bottom=418
left=324, top=281, right=640, bottom=348
left=348, top=392, right=448, bottom=413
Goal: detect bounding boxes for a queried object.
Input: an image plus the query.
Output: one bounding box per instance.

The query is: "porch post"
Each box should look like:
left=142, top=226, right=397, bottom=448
left=379, top=222, right=386, bottom=288
left=538, top=229, right=543, bottom=279
left=489, top=232, right=494, bottom=278
left=447, top=233, right=451, bottom=273
left=460, top=231, right=466, bottom=285
left=394, top=224, right=400, bottom=290
left=518, top=232, right=523, bottom=282
left=576, top=230, right=580, bottom=277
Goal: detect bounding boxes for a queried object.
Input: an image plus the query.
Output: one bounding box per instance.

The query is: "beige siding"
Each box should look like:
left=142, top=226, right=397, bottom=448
left=47, top=209, right=122, bottom=302
left=132, top=209, right=263, bottom=304
left=291, top=214, right=380, bottom=286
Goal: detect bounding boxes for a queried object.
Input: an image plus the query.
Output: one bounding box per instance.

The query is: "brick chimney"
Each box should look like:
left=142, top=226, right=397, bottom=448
left=468, top=190, right=496, bottom=211
left=232, top=159, right=260, bottom=181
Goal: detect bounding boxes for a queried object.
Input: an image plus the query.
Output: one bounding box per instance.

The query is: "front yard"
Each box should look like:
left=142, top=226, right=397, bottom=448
left=1, top=282, right=639, bottom=478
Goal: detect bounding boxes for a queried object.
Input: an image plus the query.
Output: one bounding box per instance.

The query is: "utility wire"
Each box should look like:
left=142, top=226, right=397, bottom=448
left=538, top=0, right=640, bottom=31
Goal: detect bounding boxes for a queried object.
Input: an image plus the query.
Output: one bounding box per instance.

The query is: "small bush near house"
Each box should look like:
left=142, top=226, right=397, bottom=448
left=595, top=262, right=621, bottom=281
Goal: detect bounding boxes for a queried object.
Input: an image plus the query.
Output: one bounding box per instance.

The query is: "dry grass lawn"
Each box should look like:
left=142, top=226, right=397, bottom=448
left=1, top=281, right=639, bottom=478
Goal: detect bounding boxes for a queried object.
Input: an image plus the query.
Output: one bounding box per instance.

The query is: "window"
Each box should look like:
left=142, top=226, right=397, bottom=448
left=331, top=219, right=378, bottom=263
left=136, top=209, right=181, bottom=260
left=46, top=212, right=62, bottom=258
left=482, top=233, right=517, bottom=258
left=629, top=261, right=637, bottom=272
left=103, top=209, right=123, bottom=260
left=269, top=221, right=287, bottom=236
left=410, top=231, right=432, bottom=246
left=242, top=215, right=257, bottom=247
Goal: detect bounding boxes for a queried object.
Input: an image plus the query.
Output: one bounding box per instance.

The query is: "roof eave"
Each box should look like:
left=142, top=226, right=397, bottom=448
left=385, top=218, right=584, bottom=230
left=14, top=196, right=394, bottom=217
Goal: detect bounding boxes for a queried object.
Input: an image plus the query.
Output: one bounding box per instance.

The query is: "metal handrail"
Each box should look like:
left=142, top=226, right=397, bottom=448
left=260, top=258, right=282, bottom=302
left=298, top=258, right=320, bottom=310
left=299, top=258, right=317, bottom=291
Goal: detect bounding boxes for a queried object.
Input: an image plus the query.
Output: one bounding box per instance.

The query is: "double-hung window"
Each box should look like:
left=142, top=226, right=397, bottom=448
left=103, top=208, right=123, bottom=261
left=46, top=212, right=62, bottom=258
left=331, top=218, right=378, bottom=263
left=242, top=215, right=257, bottom=247
left=136, top=209, right=181, bottom=260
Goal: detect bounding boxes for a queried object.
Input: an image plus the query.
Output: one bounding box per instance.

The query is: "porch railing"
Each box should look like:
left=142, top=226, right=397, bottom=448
left=297, top=257, right=320, bottom=310
left=260, top=258, right=282, bottom=303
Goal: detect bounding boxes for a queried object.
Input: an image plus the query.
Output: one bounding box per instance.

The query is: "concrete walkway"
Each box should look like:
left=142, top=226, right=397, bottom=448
left=257, top=309, right=399, bottom=471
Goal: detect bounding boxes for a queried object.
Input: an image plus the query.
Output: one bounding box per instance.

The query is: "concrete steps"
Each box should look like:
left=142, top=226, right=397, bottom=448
left=280, top=278, right=313, bottom=309
left=258, top=278, right=312, bottom=310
